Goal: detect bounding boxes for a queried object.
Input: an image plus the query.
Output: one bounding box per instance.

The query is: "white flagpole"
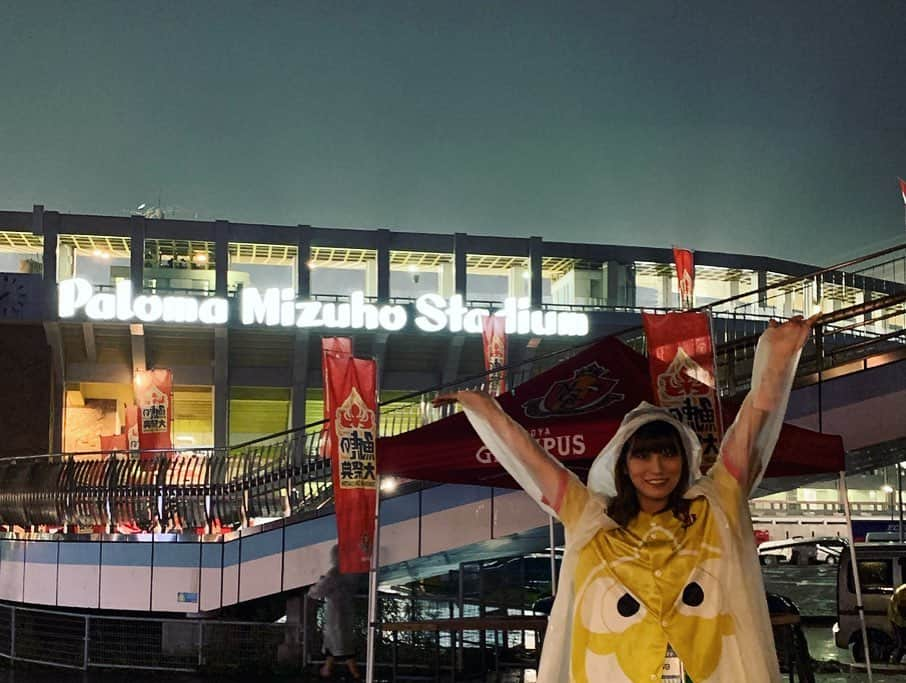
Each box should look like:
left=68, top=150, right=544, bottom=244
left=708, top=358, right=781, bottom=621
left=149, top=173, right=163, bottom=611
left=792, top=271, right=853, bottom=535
left=365, top=359, right=381, bottom=683
left=548, top=516, right=557, bottom=596
left=365, top=473, right=381, bottom=683
left=839, top=472, right=873, bottom=681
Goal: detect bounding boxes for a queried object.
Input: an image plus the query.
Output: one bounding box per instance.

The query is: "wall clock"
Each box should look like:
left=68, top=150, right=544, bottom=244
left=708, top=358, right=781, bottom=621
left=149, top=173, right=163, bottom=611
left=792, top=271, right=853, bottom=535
left=0, top=274, right=28, bottom=316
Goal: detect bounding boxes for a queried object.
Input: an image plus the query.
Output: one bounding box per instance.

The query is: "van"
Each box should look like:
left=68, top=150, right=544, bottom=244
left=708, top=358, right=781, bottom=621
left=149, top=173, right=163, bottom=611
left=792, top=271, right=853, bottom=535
left=836, top=542, right=906, bottom=662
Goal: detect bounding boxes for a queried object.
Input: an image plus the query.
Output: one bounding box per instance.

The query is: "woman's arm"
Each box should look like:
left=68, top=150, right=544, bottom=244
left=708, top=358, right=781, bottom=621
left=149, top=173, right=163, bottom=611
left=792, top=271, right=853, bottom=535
left=719, top=314, right=819, bottom=492
left=434, top=390, right=571, bottom=513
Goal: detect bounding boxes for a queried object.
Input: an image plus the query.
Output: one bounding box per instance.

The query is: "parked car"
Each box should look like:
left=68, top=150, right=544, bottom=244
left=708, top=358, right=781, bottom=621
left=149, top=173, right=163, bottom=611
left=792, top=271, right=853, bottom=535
left=758, top=536, right=844, bottom=566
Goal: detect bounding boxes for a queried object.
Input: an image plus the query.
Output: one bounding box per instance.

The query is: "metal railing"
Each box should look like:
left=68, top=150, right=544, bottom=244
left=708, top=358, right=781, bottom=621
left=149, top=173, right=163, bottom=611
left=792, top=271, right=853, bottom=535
left=750, top=499, right=906, bottom=517
left=0, top=602, right=297, bottom=673
left=0, top=588, right=542, bottom=677
left=1, top=244, right=903, bottom=530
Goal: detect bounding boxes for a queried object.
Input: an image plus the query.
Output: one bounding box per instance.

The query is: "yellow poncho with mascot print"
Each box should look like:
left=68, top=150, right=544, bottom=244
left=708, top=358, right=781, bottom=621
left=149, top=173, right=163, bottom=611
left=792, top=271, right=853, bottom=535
left=463, top=330, right=798, bottom=682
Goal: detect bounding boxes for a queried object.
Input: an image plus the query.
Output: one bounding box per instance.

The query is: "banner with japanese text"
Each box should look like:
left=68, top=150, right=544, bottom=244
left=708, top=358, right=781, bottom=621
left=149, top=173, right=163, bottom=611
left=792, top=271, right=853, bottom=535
left=481, top=315, right=507, bottom=395
left=321, top=337, right=353, bottom=456
left=673, top=247, right=695, bottom=309
left=125, top=404, right=140, bottom=451
left=325, top=353, right=377, bottom=574
left=134, top=369, right=173, bottom=452
left=642, top=312, right=724, bottom=471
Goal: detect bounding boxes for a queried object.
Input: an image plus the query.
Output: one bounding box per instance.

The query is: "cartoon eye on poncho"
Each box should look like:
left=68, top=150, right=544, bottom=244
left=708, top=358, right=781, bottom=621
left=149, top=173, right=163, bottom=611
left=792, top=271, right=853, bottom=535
left=462, top=331, right=800, bottom=682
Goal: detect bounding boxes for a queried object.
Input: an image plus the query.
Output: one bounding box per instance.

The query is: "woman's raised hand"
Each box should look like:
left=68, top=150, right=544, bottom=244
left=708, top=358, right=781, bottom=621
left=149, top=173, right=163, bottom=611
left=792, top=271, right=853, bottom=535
left=764, top=313, right=820, bottom=355
left=431, top=392, right=460, bottom=408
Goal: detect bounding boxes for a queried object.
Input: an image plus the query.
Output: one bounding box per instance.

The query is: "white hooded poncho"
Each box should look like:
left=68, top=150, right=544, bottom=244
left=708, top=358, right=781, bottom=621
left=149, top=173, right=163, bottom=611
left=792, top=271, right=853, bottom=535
left=463, top=331, right=799, bottom=682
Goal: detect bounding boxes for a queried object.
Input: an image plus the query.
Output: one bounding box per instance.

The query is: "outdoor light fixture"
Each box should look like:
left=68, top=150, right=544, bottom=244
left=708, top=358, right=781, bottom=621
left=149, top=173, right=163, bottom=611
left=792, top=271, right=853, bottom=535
left=881, top=484, right=894, bottom=494
left=380, top=477, right=398, bottom=493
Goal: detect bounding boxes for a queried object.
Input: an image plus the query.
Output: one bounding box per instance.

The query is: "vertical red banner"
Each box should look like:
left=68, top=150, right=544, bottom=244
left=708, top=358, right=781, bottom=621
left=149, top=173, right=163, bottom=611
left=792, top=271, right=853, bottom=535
left=134, top=369, right=174, bottom=451
left=322, top=337, right=353, bottom=419
left=125, top=405, right=140, bottom=451
left=481, top=315, right=507, bottom=396
left=321, top=337, right=353, bottom=457
left=325, top=353, right=377, bottom=574
left=672, top=247, right=695, bottom=309
left=642, top=312, right=724, bottom=471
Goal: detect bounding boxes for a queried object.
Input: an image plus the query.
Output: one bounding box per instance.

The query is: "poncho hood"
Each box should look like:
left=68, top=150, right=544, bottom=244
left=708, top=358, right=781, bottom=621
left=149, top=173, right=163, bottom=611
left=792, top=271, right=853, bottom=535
left=586, top=401, right=703, bottom=498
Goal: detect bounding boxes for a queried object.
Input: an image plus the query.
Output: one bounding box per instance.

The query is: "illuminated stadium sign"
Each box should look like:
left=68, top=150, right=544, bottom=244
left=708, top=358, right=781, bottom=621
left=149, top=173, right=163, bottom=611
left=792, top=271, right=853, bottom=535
left=57, top=278, right=590, bottom=337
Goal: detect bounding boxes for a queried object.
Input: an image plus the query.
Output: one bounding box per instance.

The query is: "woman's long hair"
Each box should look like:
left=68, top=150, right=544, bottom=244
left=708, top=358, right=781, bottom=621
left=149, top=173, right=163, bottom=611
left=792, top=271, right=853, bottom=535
left=607, top=420, right=693, bottom=528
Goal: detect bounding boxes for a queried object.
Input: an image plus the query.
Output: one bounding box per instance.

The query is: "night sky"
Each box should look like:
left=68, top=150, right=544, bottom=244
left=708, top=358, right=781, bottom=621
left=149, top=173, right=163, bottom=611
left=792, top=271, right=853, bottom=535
left=1, top=1, right=904, bottom=264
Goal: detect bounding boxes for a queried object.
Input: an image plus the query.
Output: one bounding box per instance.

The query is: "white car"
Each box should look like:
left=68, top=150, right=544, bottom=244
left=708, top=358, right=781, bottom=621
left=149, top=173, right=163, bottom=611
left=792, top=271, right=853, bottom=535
left=758, top=537, right=844, bottom=565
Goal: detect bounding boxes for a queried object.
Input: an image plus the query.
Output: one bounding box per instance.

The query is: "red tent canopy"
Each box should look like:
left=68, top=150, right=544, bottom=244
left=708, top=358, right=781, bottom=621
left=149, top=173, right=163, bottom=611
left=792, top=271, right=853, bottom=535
left=378, top=336, right=845, bottom=488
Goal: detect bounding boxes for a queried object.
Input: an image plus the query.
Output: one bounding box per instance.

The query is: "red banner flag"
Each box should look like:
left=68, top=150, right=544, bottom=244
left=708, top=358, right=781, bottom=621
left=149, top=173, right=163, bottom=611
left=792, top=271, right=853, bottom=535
left=673, top=247, right=695, bottom=309
left=321, top=337, right=353, bottom=457
left=125, top=405, right=140, bottom=451
left=322, top=337, right=353, bottom=419
left=482, top=315, right=507, bottom=395
left=642, top=312, right=724, bottom=471
left=325, top=353, right=377, bottom=574
left=899, top=177, right=906, bottom=205
left=134, top=369, right=174, bottom=452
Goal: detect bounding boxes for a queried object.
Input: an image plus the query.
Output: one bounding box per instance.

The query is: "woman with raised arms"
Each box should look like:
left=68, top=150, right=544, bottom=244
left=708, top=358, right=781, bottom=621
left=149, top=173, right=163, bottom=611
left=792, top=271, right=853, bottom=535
left=434, top=315, right=817, bottom=682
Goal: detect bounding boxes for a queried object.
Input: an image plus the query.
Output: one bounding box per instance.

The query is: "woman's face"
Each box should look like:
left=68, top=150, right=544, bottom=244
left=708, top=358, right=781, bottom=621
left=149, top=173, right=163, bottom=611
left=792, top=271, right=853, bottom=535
left=625, top=449, right=684, bottom=513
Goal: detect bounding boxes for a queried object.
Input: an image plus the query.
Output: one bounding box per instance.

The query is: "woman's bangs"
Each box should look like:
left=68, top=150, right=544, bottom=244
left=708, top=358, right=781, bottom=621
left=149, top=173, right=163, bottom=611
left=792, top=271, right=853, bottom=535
left=627, top=421, right=683, bottom=457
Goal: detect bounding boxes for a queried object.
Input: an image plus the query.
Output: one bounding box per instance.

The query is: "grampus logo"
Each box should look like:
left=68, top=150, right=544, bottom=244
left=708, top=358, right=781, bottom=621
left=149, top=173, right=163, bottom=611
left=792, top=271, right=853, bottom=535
left=522, top=362, right=624, bottom=419
left=657, top=347, right=713, bottom=400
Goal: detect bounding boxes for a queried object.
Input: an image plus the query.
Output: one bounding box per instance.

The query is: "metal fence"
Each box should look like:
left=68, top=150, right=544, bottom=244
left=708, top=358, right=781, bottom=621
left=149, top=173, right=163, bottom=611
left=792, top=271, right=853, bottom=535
left=0, top=602, right=298, bottom=673
left=0, top=591, right=542, bottom=678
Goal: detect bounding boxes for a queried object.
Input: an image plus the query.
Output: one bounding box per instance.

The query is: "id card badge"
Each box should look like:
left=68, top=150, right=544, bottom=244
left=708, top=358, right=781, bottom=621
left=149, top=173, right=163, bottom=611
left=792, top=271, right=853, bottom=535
left=661, top=643, right=685, bottom=682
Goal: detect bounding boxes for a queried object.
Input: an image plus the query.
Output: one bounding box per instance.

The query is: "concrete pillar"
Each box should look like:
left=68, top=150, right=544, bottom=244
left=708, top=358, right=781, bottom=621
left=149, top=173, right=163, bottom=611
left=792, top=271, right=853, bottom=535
left=507, top=266, right=529, bottom=300
left=43, top=322, right=65, bottom=454
left=277, top=593, right=305, bottom=665
left=290, top=330, right=310, bottom=429
left=757, top=270, right=768, bottom=308
left=214, top=220, right=229, bottom=297
left=453, top=233, right=467, bottom=299
left=57, top=244, right=74, bottom=281
left=376, top=228, right=390, bottom=302
left=660, top=274, right=673, bottom=309
left=603, top=261, right=635, bottom=308
left=528, top=236, right=543, bottom=307
left=297, top=226, right=311, bottom=298
left=213, top=327, right=229, bottom=448
left=130, top=215, right=145, bottom=290
left=439, top=262, right=455, bottom=297
left=364, top=261, right=377, bottom=298
left=38, top=208, right=59, bottom=319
